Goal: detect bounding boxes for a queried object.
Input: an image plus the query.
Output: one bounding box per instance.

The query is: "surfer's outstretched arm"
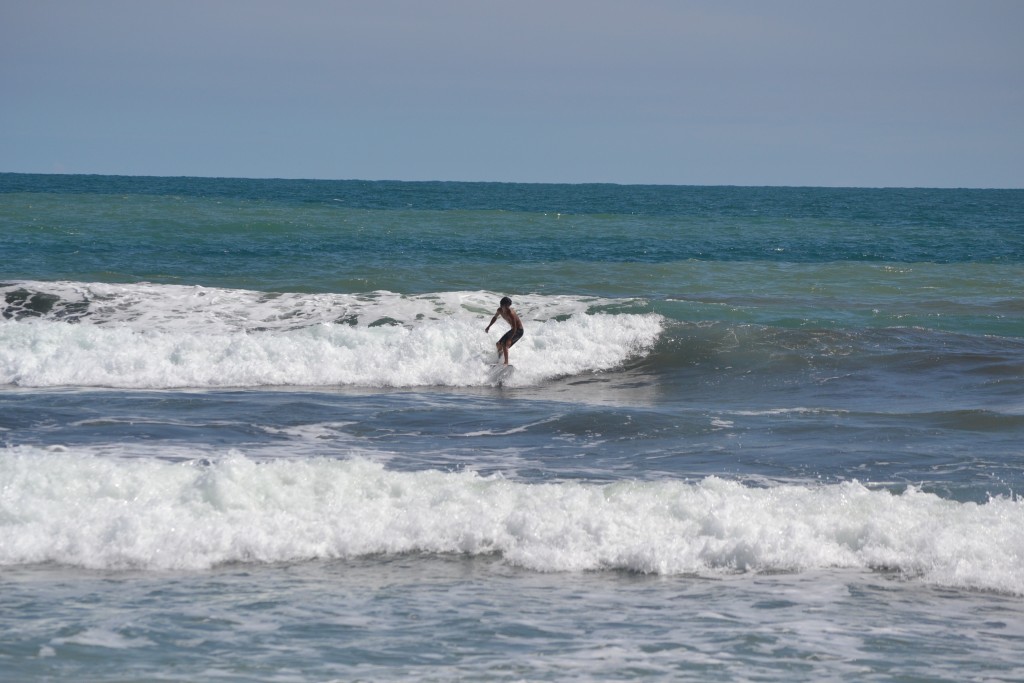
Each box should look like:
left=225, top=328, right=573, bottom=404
left=485, top=309, right=500, bottom=333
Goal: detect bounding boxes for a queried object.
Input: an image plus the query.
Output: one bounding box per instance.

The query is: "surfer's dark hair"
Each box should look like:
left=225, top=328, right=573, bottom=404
left=500, top=296, right=512, bottom=307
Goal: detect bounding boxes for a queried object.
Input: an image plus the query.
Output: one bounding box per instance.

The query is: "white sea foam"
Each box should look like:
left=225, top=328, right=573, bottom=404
left=0, top=281, right=661, bottom=388
left=2, top=447, right=1021, bottom=594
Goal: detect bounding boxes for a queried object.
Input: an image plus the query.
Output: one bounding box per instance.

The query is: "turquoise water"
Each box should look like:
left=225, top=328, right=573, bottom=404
left=2, top=173, right=1023, bottom=681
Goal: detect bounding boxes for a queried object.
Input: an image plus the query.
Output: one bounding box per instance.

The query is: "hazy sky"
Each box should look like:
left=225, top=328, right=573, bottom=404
left=3, top=0, right=1022, bottom=187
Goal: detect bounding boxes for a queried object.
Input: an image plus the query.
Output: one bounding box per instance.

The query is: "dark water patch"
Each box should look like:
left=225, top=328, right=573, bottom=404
left=3, top=288, right=90, bottom=322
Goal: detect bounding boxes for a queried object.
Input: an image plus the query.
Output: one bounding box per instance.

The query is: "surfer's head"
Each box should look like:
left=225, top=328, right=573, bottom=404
left=500, top=296, right=512, bottom=308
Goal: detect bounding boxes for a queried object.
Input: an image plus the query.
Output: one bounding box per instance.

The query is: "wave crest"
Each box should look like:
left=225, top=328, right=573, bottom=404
left=0, top=282, right=661, bottom=388
left=2, top=448, right=1021, bottom=594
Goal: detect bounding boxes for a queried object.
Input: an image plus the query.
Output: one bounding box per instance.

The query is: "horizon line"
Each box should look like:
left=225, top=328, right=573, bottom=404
left=1, top=170, right=1021, bottom=192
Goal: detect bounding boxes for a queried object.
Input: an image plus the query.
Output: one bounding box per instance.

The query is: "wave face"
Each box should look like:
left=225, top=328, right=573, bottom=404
left=0, top=282, right=662, bottom=388
left=2, top=448, right=1021, bottom=594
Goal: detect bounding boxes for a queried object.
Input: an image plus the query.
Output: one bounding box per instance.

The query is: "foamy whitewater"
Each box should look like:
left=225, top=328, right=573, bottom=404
left=2, top=174, right=1023, bottom=681
left=1, top=282, right=661, bottom=388
left=4, top=448, right=1022, bottom=595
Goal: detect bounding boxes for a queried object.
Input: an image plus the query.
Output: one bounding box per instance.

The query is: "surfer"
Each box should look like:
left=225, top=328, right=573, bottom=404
left=485, top=296, right=524, bottom=365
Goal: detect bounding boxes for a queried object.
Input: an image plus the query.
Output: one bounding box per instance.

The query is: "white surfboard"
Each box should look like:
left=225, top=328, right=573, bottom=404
left=487, top=363, right=515, bottom=384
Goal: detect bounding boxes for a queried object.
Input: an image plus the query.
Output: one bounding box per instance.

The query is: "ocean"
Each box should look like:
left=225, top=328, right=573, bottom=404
left=1, top=173, right=1023, bottom=681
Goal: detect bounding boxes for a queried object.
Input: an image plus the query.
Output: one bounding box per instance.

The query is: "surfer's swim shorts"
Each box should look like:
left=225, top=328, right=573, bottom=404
left=499, top=328, right=524, bottom=347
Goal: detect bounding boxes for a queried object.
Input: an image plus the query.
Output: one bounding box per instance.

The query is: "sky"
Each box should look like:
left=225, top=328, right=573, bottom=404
left=2, top=0, right=1022, bottom=187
